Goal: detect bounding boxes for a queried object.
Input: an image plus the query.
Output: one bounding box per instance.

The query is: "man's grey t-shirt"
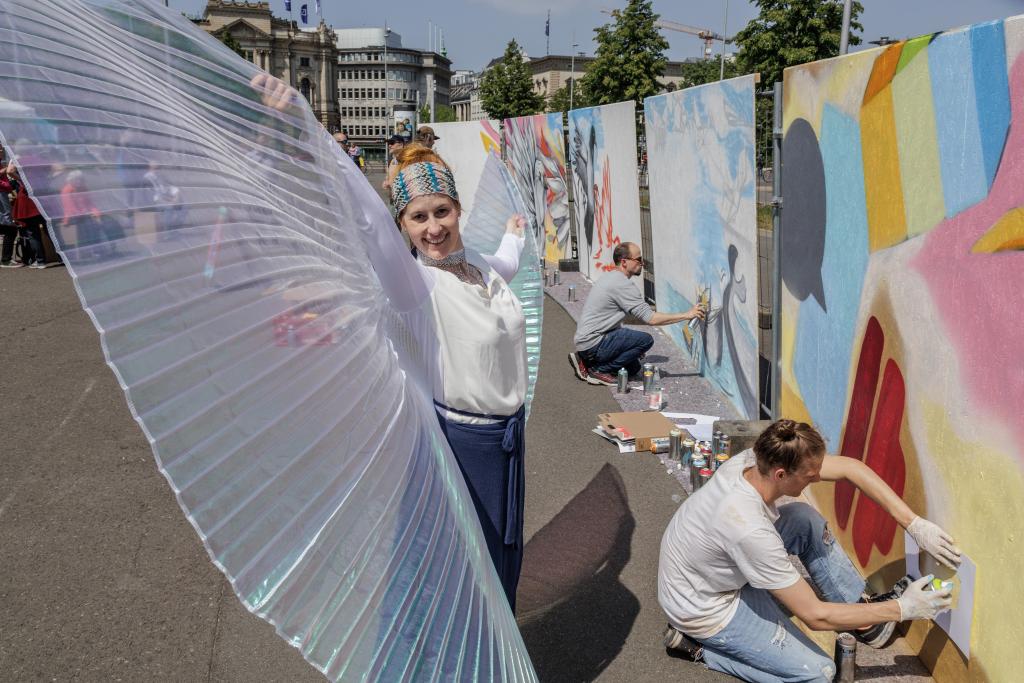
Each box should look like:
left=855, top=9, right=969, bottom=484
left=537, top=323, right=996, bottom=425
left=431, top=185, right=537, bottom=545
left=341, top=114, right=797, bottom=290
left=573, top=271, right=653, bottom=352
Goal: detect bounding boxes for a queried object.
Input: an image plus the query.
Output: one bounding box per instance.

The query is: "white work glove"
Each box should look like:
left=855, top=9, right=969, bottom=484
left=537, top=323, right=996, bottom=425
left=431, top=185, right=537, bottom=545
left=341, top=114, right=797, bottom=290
left=897, top=575, right=953, bottom=621
left=908, top=517, right=962, bottom=570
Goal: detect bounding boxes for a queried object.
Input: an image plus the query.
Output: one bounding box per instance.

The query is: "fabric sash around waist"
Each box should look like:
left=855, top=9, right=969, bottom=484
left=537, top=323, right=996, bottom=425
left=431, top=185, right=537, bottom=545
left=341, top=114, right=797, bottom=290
left=434, top=400, right=525, bottom=546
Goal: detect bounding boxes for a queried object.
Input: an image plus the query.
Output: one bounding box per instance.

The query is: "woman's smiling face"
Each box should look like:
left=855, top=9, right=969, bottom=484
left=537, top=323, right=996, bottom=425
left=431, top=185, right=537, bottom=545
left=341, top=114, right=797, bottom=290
left=400, top=194, right=463, bottom=260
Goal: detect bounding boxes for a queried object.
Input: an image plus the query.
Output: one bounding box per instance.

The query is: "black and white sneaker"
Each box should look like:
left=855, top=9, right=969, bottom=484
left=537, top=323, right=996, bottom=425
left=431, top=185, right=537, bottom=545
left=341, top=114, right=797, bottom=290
left=568, top=352, right=602, bottom=385
left=663, top=624, right=704, bottom=661
left=849, top=575, right=913, bottom=648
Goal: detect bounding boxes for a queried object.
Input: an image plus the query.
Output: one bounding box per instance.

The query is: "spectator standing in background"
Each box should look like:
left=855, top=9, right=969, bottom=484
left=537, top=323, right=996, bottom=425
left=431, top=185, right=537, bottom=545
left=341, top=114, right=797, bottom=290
left=415, top=126, right=439, bottom=150
left=0, top=145, right=23, bottom=268
left=6, top=158, right=49, bottom=268
left=382, top=135, right=406, bottom=193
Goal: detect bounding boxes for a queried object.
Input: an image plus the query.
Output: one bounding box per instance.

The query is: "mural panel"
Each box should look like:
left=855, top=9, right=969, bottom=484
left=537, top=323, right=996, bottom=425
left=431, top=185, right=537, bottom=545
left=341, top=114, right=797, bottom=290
left=431, top=120, right=501, bottom=222
left=503, top=113, right=570, bottom=263
left=644, top=76, right=759, bottom=419
left=781, top=16, right=1024, bottom=682
left=567, top=101, right=642, bottom=284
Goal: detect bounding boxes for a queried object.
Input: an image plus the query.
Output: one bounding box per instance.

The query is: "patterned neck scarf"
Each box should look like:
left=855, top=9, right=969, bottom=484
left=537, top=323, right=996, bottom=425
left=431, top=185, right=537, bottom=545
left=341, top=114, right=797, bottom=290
left=391, top=161, right=459, bottom=215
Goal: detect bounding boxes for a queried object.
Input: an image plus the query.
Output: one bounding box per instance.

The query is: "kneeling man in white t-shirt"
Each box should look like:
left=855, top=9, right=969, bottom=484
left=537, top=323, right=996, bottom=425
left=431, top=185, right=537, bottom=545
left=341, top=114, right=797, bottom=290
left=658, top=420, right=960, bottom=682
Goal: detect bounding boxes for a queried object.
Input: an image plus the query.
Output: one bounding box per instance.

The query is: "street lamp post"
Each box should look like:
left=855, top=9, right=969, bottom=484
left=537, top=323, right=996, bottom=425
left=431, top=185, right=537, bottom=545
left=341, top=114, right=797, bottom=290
left=569, top=39, right=578, bottom=112
left=383, top=26, right=390, bottom=166
left=840, top=0, right=853, bottom=54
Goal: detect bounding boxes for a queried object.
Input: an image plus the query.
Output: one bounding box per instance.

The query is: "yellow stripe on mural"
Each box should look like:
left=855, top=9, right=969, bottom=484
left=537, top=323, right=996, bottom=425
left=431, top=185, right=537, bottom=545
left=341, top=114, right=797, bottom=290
left=892, top=42, right=946, bottom=238
left=972, top=207, right=1024, bottom=252
left=862, top=45, right=908, bottom=251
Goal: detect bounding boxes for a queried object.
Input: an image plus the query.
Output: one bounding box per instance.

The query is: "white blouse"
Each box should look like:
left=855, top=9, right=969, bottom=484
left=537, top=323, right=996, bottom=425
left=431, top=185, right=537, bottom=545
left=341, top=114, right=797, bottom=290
left=427, top=239, right=527, bottom=423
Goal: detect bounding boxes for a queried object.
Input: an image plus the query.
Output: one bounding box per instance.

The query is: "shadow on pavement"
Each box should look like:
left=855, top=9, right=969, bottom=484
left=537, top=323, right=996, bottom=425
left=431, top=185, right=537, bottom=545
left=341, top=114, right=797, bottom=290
left=517, top=464, right=638, bottom=682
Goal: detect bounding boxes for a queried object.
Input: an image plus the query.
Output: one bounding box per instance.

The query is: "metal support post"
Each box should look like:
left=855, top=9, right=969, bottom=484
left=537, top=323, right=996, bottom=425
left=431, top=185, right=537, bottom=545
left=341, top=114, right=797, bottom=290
left=770, top=81, right=783, bottom=420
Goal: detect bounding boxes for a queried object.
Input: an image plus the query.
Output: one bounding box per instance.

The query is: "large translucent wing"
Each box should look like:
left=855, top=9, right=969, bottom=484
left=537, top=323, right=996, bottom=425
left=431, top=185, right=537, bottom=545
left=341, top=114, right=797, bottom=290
left=0, top=2, right=536, bottom=680
left=461, top=153, right=544, bottom=418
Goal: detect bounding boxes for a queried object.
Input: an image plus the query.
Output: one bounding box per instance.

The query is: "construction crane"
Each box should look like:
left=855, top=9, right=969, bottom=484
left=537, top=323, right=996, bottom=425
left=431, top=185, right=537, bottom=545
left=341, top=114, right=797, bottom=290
left=600, top=9, right=728, bottom=60
left=656, top=19, right=728, bottom=60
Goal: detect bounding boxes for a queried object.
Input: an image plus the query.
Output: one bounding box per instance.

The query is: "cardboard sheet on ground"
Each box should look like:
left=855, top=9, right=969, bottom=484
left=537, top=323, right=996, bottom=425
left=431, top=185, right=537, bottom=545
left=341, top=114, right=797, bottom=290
left=660, top=412, right=720, bottom=442
left=904, top=531, right=976, bottom=657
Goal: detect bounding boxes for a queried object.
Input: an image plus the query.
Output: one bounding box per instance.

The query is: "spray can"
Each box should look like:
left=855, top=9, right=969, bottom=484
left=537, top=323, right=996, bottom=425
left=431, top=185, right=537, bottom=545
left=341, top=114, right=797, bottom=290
left=642, top=363, right=655, bottom=395
left=553, top=270, right=561, bottom=286
left=681, top=438, right=695, bottom=468
left=669, top=429, right=682, bottom=463
left=689, top=454, right=705, bottom=490
left=567, top=284, right=576, bottom=302
left=715, top=453, right=730, bottom=471
left=711, top=431, right=722, bottom=458
left=833, top=632, right=856, bottom=683
left=647, top=386, right=663, bottom=410
left=718, top=434, right=731, bottom=458
left=698, top=467, right=713, bottom=490
left=616, top=367, right=629, bottom=393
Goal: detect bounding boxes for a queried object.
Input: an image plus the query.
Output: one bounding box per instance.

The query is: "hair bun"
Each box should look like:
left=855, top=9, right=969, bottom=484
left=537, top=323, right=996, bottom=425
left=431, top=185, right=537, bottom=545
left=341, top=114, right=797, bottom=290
left=776, top=419, right=797, bottom=440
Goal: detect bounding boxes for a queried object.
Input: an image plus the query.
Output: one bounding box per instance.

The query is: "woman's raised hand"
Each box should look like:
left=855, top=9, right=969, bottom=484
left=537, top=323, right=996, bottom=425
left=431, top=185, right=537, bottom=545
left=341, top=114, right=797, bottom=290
left=505, top=213, right=526, bottom=237
left=250, top=73, right=299, bottom=113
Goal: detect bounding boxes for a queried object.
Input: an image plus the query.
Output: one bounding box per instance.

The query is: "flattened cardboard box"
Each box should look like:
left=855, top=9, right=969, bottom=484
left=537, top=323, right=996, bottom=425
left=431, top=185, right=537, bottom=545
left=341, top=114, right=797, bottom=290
left=597, top=411, right=677, bottom=452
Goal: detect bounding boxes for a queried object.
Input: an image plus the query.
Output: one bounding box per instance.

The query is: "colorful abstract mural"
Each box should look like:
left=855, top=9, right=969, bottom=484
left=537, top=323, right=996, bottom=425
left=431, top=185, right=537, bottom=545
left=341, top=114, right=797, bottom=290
left=431, top=120, right=501, bottom=222
left=781, top=15, right=1024, bottom=682
left=644, top=76, right=759, bottom=419
left=503, top=113, right=570, bottom=263
left=567, top=101, right=643, bottom=284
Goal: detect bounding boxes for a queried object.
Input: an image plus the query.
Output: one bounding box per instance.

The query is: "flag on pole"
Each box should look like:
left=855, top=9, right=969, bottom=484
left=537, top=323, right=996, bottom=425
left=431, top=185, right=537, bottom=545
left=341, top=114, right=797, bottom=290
left=300, top=4, right=307, bottom=23
left=284, top=0, right=291, bottom=11
left=315, top=0, right=321, bottom=15
left=545, top=10, right=550, bottom=37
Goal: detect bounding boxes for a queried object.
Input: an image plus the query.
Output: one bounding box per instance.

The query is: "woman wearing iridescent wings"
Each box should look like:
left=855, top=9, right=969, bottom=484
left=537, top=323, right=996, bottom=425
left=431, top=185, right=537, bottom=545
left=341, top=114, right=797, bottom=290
left=388, top=143, right=531, bottom=610
left=253, top=74, right=535, bottom=610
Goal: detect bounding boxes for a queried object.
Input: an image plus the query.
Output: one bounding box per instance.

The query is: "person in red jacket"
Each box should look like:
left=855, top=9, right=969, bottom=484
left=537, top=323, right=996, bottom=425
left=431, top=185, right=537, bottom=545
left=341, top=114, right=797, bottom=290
left=0, top=146, right=22, bottom=267
left=5, top=158, right=49, bottom=268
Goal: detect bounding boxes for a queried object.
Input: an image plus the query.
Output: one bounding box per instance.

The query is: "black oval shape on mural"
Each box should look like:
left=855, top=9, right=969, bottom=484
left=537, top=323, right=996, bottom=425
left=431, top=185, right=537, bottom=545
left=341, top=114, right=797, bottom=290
left=781, top=117, right=827, bottom=311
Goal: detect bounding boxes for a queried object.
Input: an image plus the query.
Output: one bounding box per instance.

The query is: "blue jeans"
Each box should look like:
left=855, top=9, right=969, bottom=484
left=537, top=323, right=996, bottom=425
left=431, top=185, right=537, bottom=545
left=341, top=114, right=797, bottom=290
left=697, top=503, right=866, bottom=683
left=579, top=327, right=653, bottom=376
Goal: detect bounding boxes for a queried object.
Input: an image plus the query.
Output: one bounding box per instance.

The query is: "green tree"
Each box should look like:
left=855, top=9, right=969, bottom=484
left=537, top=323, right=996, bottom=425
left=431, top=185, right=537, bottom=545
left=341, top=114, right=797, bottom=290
left=419, top=104, right=457, bottom=123
left=675, top=58, right=740, bottom=90
left=480, top=40, right=545, bottom=120
left=546, top=78, right=589, bottom=113
left=216, top=30, right=246, bottom=58
left=580, top=0, right=668, bottom=107
left=733, top=0, right=864, bottom=87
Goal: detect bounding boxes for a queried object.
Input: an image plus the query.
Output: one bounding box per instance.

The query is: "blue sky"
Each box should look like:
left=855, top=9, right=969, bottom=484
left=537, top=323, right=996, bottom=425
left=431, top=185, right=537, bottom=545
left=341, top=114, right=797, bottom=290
left=173, top=0, right=1024, bottom=72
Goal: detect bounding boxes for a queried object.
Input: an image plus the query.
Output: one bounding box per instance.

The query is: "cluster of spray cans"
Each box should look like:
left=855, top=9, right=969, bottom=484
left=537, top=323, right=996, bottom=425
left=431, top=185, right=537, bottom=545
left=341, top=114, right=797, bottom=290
left=669, top=429, right=732, bottom=492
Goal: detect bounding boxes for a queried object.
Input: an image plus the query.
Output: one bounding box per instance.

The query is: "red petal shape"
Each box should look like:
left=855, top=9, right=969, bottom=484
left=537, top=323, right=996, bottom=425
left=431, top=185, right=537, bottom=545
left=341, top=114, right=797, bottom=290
left=852, top=359, right=907, bottom=566
left=836, top=317, right=885, bottom=529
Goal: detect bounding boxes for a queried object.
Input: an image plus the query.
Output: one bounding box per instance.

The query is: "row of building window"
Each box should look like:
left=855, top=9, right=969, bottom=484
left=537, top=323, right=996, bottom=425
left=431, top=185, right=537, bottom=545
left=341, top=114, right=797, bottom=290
left=340, top=87, right=415, bottom=101
left=342, top=125, right=388, bottom=138
left=340, top=68, right=416, bottom=82
left=341, top=106, right=390, bottom=118
left=340, top=52, right=419, bottom=64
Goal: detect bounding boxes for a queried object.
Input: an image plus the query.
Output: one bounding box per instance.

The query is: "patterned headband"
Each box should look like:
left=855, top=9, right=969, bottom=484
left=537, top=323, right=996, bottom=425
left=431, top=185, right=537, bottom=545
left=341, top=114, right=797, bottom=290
left=391, top=161, right=459, bottom=215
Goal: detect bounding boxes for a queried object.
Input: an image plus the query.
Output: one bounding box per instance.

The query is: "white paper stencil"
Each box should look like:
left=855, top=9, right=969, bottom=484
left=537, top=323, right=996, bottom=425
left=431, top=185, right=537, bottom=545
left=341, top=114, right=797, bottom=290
left=904, top=530, right=976, bottom=657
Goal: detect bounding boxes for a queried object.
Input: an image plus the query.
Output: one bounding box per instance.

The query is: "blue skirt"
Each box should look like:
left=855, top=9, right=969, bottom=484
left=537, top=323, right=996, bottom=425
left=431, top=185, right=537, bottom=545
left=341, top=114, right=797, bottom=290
left=435, top=402, right=526, bottom=612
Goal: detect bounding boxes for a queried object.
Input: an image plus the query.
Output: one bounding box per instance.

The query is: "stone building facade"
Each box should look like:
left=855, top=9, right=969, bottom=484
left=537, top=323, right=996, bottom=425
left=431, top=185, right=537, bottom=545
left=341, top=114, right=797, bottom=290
left=335, top=28, right=452, bottom=150
left=193, top=0, right=340, bottom=131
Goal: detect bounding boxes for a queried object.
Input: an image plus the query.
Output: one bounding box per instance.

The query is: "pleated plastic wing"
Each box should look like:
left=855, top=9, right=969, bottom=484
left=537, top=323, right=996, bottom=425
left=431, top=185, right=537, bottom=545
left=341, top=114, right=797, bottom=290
left=460, top=153, right=544, bottom=418
left=0, top=1, right=537, bottom=680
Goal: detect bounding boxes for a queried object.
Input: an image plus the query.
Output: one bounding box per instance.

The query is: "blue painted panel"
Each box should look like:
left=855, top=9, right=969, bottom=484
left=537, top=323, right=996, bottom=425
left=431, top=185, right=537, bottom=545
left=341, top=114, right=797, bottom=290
left=929, top=30, right=988, bottom=217
left=970, top=20, right=1011, bottom=190
left=792, top=106, right=870, bottom=448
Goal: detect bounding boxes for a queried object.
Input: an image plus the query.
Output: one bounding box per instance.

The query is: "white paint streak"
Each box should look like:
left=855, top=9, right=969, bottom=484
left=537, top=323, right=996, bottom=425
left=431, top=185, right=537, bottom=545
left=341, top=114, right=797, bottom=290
left=45, top=378, right=97, bottom=446
left=0, top=492, right=16, bottom=519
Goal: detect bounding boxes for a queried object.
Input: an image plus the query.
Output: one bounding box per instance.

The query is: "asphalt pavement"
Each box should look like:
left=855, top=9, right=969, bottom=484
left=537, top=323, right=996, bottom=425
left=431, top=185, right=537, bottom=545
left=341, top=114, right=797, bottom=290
left=0, top=256, right=728, bottom=681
